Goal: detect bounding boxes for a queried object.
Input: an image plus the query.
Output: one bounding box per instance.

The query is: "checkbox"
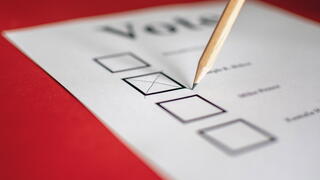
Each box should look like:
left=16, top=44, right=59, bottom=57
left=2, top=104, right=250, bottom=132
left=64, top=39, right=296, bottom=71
left=123, top=72, right=185, bottom=96
left=199, top=119, right=276, bottom=156
left=157, top=95, right=226, bottom=123
left=94, top=52, right=150, bottom=73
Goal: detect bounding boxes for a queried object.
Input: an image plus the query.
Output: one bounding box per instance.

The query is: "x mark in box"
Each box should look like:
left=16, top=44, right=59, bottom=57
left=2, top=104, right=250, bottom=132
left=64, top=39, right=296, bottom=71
left=123, top=72, right=185, bottom=96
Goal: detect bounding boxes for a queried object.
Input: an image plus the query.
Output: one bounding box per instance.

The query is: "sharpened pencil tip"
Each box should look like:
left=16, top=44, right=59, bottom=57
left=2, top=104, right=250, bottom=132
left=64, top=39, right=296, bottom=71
left=191, top=83, right=198, bottom=90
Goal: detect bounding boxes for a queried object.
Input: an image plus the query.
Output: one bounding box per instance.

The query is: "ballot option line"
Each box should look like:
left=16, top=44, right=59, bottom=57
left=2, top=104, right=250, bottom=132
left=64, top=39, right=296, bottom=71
left=162, top=45, right=205, bottom=56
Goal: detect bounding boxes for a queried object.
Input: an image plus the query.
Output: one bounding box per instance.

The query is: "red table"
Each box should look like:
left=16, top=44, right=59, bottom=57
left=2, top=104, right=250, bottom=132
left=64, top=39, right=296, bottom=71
left=1, top=0, right=319, bottom=179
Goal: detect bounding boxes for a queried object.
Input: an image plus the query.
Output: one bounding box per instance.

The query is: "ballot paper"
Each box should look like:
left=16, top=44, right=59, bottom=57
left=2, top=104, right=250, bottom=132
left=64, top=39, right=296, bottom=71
left=4, top=1, right=320, bottom=179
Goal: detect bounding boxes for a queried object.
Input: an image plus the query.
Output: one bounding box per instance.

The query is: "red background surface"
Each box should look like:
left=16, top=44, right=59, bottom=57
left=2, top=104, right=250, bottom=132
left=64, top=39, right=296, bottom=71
left=0, top=0, right=319, bottom=179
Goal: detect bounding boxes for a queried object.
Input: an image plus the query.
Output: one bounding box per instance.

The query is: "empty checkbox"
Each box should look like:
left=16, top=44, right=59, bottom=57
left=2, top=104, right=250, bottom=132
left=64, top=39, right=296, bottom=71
left=199, top=119, right=276, bottom=156
left=156, top=95, right=226, bottom=123
left=94, top=52, right=150, bottom=73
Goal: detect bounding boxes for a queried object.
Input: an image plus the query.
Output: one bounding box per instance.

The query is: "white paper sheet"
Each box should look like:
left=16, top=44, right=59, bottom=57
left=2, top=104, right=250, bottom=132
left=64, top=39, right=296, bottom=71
left=4, top=1, right=320, bottom=179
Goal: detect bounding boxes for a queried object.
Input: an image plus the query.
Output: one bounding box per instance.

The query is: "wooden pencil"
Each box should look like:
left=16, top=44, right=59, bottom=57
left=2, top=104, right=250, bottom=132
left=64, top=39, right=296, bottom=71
left=192, top=0, right=246, bottom=89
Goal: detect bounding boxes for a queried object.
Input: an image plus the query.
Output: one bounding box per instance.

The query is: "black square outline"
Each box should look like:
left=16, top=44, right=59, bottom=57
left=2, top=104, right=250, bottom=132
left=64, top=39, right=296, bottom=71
left=198, top=119, right=276, bottom=156
left=93, top=52, right=150, bottom=73
left=156, top=95, right=226, bottom=123
left=122, top=72, right=186, bottom=96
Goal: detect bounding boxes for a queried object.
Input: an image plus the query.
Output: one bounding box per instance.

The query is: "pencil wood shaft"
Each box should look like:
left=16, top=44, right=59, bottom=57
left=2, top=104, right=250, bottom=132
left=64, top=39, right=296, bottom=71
left=193, top=0, right=245, bottom=85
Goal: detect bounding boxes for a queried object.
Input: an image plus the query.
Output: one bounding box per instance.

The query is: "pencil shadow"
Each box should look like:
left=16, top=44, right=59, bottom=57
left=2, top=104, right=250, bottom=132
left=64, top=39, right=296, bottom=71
left=137, top=41, right=204, bottom=89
